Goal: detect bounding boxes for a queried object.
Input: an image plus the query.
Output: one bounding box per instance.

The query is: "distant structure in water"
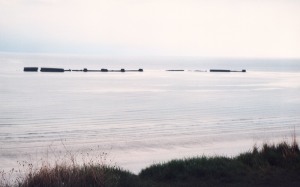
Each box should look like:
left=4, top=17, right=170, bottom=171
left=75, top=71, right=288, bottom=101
left=78, top=68, right=143, bottom=72
left=166, top=70, right=185, bottom=71
left=40, top=68, right=65, bottom=72
left=24, top=67, right=38, bottom=72
left=24, top=67, right=246, bottom=73
left=24, top=67, right=144, bottom=73
left=210, top=69, right=246, bottom=72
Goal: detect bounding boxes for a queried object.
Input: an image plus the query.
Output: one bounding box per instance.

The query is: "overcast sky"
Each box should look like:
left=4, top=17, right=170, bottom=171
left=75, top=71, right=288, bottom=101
left=0, top=0, right=299, bottom=58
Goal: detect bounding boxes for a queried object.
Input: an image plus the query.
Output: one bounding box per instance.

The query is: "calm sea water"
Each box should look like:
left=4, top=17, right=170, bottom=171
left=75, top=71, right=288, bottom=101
left=1, top=53, right=300, bottom=173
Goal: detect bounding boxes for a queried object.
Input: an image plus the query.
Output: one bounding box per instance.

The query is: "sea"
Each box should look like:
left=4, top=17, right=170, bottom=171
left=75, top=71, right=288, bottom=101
left=0, top=53, right=300, bottom=174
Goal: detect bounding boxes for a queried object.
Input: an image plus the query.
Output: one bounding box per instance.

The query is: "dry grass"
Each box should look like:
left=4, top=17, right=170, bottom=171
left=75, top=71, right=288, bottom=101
left=0, top=148, right=138, bottom=187
left=1, top=134, right=300, bottom=187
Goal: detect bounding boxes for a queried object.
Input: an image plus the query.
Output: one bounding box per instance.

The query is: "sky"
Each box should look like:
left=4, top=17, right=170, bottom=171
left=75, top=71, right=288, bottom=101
left=0, top=0, right=299, bottom=58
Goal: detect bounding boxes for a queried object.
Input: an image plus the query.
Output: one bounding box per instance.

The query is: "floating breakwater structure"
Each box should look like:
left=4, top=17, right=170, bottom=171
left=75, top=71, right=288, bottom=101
left=24, top=67, right=246, bottom=73
left=166, top=70, right=185, bottom=71
left=23, top=67, right=39, bottom=72
left=210, top=69, right=246, bottom=72
left=40, top=67, right=65, bottom=72
left=166, top=69, right=246, bottom=72
left=79, top=68, right=144, bottom=72
left=24, top=67, right=144, bottom=73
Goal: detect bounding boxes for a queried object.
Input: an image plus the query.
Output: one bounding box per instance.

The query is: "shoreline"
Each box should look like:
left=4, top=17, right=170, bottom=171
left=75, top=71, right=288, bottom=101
left=1, top=140, right=300, bottom=187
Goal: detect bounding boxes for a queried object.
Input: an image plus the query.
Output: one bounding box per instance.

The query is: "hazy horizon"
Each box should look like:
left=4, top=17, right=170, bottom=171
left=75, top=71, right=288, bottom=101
left=1, top=0, right=299, bottom=58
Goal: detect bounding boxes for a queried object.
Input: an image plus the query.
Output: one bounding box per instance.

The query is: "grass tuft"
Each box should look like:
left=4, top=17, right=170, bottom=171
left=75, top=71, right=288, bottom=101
left=20, top=164, right=138, bottom=187
left=139, top=140, right=300, bottom=186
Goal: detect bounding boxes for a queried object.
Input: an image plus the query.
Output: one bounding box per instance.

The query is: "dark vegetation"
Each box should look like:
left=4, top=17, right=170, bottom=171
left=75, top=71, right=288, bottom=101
left=1, top=140, right=300, bottom=187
